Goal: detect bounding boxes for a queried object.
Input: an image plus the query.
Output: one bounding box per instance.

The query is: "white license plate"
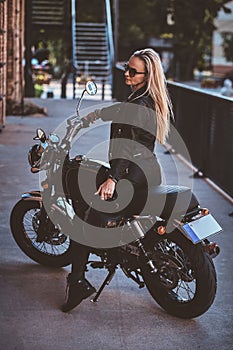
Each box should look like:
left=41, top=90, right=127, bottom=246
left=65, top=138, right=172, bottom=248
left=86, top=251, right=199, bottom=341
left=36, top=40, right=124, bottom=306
left=182, top=214, right=222, bottom=244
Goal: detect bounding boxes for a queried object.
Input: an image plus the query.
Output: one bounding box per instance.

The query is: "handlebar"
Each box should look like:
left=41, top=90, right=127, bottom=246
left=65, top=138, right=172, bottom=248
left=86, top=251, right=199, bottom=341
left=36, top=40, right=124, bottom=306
left=30, top=81, right=97, bottom=173
left=60, top=119, right=84, bottom=149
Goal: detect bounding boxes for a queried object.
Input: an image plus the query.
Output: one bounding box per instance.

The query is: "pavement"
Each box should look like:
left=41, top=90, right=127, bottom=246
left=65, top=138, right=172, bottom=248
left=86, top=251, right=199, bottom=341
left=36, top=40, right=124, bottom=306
left=0, top=96, right=233, bottom=350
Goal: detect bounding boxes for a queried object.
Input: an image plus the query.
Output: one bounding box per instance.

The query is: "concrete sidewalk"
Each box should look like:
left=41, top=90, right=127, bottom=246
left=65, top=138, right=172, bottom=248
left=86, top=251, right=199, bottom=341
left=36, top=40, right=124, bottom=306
left=0, top=97, right=232, bottom=350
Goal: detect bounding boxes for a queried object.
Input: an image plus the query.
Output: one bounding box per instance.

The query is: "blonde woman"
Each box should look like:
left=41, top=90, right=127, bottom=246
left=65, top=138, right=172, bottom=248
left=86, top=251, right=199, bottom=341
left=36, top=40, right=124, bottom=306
left=62, top=48, right=173, bottom=312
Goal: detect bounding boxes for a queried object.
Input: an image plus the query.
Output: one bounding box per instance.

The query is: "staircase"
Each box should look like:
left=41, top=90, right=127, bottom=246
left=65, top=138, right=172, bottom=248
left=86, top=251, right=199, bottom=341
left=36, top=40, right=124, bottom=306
left=74, top=22, right=111, bottom=83
left=30, top=0, right=114, bottom=99
left=31, top=0, right=67, bottom=27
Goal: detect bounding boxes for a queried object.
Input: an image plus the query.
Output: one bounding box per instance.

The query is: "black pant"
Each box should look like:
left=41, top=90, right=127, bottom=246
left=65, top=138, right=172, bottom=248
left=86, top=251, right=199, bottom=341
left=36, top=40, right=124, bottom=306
left=70, top=240, right=90, bottom=280
left=69, top=160, right=161, bottom=280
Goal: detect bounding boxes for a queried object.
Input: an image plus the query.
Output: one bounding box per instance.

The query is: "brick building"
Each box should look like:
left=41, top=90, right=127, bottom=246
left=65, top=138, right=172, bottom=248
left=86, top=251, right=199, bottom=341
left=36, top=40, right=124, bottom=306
left=0, top=0, right=25, bottom=131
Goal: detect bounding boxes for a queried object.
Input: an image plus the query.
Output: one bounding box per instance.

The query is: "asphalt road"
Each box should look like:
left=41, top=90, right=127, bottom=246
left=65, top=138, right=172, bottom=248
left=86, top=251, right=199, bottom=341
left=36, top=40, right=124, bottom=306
left=0, top=97, right=232, bottom=350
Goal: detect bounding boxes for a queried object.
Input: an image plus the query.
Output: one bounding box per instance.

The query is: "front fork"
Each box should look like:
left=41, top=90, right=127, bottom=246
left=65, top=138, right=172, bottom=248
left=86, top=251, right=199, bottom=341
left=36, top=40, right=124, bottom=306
left=21, top=190, right=51, bottom=242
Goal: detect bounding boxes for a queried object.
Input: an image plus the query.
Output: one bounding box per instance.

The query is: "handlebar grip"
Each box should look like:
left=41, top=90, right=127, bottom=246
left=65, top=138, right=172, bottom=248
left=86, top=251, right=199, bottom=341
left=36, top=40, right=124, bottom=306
left=81, top=117, right=90, bottom=128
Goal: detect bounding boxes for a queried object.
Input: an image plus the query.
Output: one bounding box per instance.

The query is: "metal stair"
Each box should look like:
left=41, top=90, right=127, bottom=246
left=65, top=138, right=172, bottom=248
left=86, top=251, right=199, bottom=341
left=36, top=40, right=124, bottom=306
left=74, top=22, right=111, bottom=83
left=31, top=0, right=66, bottom=27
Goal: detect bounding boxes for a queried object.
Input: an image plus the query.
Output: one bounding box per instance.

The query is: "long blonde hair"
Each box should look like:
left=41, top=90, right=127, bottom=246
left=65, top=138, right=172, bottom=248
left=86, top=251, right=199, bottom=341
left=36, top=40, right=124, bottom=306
left=132, top=48, right=173, bottom=144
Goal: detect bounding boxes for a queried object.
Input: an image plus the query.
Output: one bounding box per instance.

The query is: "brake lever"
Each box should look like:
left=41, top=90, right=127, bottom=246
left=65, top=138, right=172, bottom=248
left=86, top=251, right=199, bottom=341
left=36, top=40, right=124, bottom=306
left=67, top=115, right=81, bottom=126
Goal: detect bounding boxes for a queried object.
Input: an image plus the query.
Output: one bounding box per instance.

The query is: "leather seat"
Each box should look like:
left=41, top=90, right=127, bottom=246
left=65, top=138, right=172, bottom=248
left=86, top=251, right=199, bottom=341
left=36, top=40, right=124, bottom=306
left=146, top=185, right=199, bottom=219
left=121, top=184, right=198, bottom=220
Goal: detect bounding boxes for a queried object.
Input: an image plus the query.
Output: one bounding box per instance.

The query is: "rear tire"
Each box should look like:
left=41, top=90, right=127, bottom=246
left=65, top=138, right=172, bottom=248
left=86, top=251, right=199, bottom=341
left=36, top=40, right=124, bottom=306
left=141, top=230, right=217, bottom=318
left=10, top=199, right=72, bottom=267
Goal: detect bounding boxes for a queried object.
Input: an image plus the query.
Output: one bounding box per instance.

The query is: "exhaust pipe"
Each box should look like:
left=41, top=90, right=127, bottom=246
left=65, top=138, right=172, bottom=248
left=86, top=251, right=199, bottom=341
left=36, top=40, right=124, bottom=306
left=204, top=241, right=220, bottom=259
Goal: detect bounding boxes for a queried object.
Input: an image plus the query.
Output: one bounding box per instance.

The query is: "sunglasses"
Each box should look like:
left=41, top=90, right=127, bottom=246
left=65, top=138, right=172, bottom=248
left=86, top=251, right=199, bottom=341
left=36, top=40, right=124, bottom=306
left=124, top=63, right=146, bottom=78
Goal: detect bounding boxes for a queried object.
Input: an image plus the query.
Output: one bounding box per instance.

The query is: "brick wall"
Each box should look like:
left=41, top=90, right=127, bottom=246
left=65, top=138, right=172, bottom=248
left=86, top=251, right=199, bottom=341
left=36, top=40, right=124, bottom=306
left=7, top=0, right=25, bottom=106
left=0, top=0, right=7, bottom=130
left=0, top=0, right=24, bottom=130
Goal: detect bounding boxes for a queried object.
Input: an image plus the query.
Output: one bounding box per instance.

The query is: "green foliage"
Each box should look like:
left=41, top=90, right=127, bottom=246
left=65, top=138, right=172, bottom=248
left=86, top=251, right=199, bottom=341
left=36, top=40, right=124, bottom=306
left=166, top=0, right=232, bottom=79
left=116, top=0, right=232, bottom=80
left=117, top=0, right=168, bottom=58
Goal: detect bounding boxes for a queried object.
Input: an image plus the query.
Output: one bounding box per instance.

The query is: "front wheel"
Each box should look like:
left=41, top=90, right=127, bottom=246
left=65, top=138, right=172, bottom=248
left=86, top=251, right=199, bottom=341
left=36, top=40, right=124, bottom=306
left=141, top=230, right=217, bottom=318
left=10, top=199, right=72, bottom=267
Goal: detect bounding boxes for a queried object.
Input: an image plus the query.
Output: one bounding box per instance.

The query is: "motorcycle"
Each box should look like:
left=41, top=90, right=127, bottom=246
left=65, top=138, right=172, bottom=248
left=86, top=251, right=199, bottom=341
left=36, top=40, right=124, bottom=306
left=10, top=81, right=222, bottom=318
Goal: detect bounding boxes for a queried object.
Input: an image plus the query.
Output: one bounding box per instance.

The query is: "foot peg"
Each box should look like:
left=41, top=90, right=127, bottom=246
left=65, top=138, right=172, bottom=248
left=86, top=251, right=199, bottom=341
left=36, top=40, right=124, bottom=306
left=90, top=261, right=105, bottom=269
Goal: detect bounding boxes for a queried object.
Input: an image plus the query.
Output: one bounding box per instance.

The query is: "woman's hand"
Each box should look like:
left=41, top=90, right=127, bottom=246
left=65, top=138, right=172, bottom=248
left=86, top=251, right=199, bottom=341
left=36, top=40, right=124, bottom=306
left=82, top=109, right=101, bottom=124
left=95, top=178, right=116, bottom=200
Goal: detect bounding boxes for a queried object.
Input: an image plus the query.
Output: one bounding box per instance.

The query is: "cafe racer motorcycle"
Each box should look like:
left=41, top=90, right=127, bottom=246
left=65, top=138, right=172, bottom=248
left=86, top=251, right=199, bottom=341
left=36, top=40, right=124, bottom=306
left=10, top=81, right=222, bottom=318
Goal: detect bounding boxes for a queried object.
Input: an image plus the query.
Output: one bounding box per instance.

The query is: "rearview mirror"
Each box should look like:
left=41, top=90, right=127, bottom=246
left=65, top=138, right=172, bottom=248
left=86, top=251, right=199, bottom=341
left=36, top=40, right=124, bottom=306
left=33, top=128, right=46, bottom=142
left=85, top=81, right=97, bottom=96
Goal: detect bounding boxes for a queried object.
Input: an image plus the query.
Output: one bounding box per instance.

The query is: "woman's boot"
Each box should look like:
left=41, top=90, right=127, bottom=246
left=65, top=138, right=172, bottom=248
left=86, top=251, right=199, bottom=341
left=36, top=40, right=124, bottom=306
left=62, top=273, right=96, bottom=312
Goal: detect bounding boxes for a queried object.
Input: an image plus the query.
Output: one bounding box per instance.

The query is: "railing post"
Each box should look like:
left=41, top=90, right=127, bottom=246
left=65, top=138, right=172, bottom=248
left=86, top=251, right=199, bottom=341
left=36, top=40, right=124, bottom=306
left=102, top=79, right=105, bottom=100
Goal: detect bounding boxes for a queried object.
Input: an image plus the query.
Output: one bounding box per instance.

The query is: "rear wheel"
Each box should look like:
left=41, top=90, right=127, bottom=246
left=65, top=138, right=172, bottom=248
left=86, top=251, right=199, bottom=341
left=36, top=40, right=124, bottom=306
left=10, top=199, right=72, bottom=267
left=141, top=230, right=217, bottom=318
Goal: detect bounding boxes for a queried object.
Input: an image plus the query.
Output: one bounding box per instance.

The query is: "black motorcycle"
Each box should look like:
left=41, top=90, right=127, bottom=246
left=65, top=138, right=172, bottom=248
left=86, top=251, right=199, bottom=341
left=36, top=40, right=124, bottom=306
left=10, top=81, right=222, bottom=318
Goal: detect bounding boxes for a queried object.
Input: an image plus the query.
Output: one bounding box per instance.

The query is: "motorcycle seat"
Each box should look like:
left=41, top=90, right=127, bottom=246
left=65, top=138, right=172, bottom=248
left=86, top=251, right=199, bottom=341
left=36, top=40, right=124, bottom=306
left=133, top=184, right=199, bottom=219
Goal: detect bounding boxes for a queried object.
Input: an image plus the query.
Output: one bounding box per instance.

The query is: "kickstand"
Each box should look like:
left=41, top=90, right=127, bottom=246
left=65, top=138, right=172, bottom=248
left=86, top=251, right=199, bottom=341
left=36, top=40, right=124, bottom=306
left=91, top=267, right=116, bottom=303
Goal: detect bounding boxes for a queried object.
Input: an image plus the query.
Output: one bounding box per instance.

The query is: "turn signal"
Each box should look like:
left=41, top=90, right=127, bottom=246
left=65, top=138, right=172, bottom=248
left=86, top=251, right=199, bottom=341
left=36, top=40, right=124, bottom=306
left=157, top=226, right=166, bottom=235
left=42, top=182, right=49, bottom=189
left=201, top=208, right=209, bottom=216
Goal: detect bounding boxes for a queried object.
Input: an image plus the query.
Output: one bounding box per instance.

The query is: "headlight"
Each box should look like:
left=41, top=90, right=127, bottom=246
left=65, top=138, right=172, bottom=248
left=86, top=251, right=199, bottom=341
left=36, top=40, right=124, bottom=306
left=28, top=144, right=42, bottom=168
left=48, top=133, right=60, bottom=144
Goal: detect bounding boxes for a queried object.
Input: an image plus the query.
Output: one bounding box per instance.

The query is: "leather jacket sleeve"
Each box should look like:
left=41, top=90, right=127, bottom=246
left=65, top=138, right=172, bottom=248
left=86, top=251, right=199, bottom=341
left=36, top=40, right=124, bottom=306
left=99, top=95, right=157, bottom=182
left=99, top=102, right=123, bottom=122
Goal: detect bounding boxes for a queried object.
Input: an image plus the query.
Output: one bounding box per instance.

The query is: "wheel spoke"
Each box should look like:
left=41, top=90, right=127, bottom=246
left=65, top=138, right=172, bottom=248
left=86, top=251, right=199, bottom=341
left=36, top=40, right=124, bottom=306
left=22, top=208, right=70, bottom=257
left=174, top=279, right=195, bottom=301
left=155, top=239, right=196, bottom=302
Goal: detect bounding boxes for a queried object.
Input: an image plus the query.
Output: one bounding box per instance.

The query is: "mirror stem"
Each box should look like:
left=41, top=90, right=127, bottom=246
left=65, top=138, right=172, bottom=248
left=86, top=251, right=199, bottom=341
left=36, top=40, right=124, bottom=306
left=76, top=89, right=86, bottom=116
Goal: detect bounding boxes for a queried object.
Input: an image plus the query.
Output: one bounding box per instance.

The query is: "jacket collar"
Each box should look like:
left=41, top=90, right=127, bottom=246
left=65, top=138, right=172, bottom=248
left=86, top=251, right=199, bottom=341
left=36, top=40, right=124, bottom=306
left=127, top=85, right=147, bottom=102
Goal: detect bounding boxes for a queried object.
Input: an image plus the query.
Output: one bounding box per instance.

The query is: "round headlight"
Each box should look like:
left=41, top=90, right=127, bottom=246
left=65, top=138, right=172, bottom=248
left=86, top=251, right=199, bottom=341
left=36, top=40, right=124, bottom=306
left=28, top=144, right=41, bottom=167
left=48, top=133, right=60, bottom=144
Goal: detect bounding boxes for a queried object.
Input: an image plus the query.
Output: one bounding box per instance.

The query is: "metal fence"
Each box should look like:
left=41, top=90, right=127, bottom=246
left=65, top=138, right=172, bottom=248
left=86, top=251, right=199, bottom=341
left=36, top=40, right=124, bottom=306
left=112, top=66, right=233, bottom=197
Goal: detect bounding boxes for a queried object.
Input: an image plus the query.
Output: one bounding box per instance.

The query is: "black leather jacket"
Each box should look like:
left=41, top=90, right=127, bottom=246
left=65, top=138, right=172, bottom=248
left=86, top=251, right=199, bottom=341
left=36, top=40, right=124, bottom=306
left=99, top=86, right=161, bottom=186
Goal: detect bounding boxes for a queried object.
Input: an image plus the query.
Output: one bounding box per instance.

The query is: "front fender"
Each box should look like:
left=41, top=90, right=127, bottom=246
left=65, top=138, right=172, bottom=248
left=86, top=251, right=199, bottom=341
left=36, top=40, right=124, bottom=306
left=21, top=191, right=42, bottom=206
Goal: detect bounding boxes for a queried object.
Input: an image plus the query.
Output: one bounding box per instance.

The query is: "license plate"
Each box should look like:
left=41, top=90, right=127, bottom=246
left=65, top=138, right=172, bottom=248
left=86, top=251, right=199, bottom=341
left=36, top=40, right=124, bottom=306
left=181, top=214, right=222, bottom=244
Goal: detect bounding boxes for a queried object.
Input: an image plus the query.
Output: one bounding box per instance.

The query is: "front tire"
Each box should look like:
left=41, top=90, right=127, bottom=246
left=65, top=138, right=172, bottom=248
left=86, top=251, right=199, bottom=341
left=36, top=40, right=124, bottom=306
left=10, top=199, right=72, bottom=267
left=141, top=230, right=217, bottom=318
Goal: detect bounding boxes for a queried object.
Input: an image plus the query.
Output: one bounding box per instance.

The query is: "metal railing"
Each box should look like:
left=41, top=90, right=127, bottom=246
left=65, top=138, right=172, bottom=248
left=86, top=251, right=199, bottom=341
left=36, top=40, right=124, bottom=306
left=168, top=82, right=233, bottom=197
left=69, top=0, right=114, bottom=100
left=112, top=65, right=233, bottom=197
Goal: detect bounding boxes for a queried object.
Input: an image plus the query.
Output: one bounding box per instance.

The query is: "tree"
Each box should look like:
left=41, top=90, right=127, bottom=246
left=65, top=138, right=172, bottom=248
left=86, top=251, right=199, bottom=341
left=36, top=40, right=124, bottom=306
left=117, top=0, right=232, bottom=81
left=165, top=0, right=232, bottom=80
left=117, top=0, right=162, bottom=59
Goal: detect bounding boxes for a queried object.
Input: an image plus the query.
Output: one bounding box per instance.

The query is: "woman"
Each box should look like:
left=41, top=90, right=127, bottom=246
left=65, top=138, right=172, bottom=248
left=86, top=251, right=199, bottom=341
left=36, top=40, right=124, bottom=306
left=62, top=48, right=173, bottom=312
